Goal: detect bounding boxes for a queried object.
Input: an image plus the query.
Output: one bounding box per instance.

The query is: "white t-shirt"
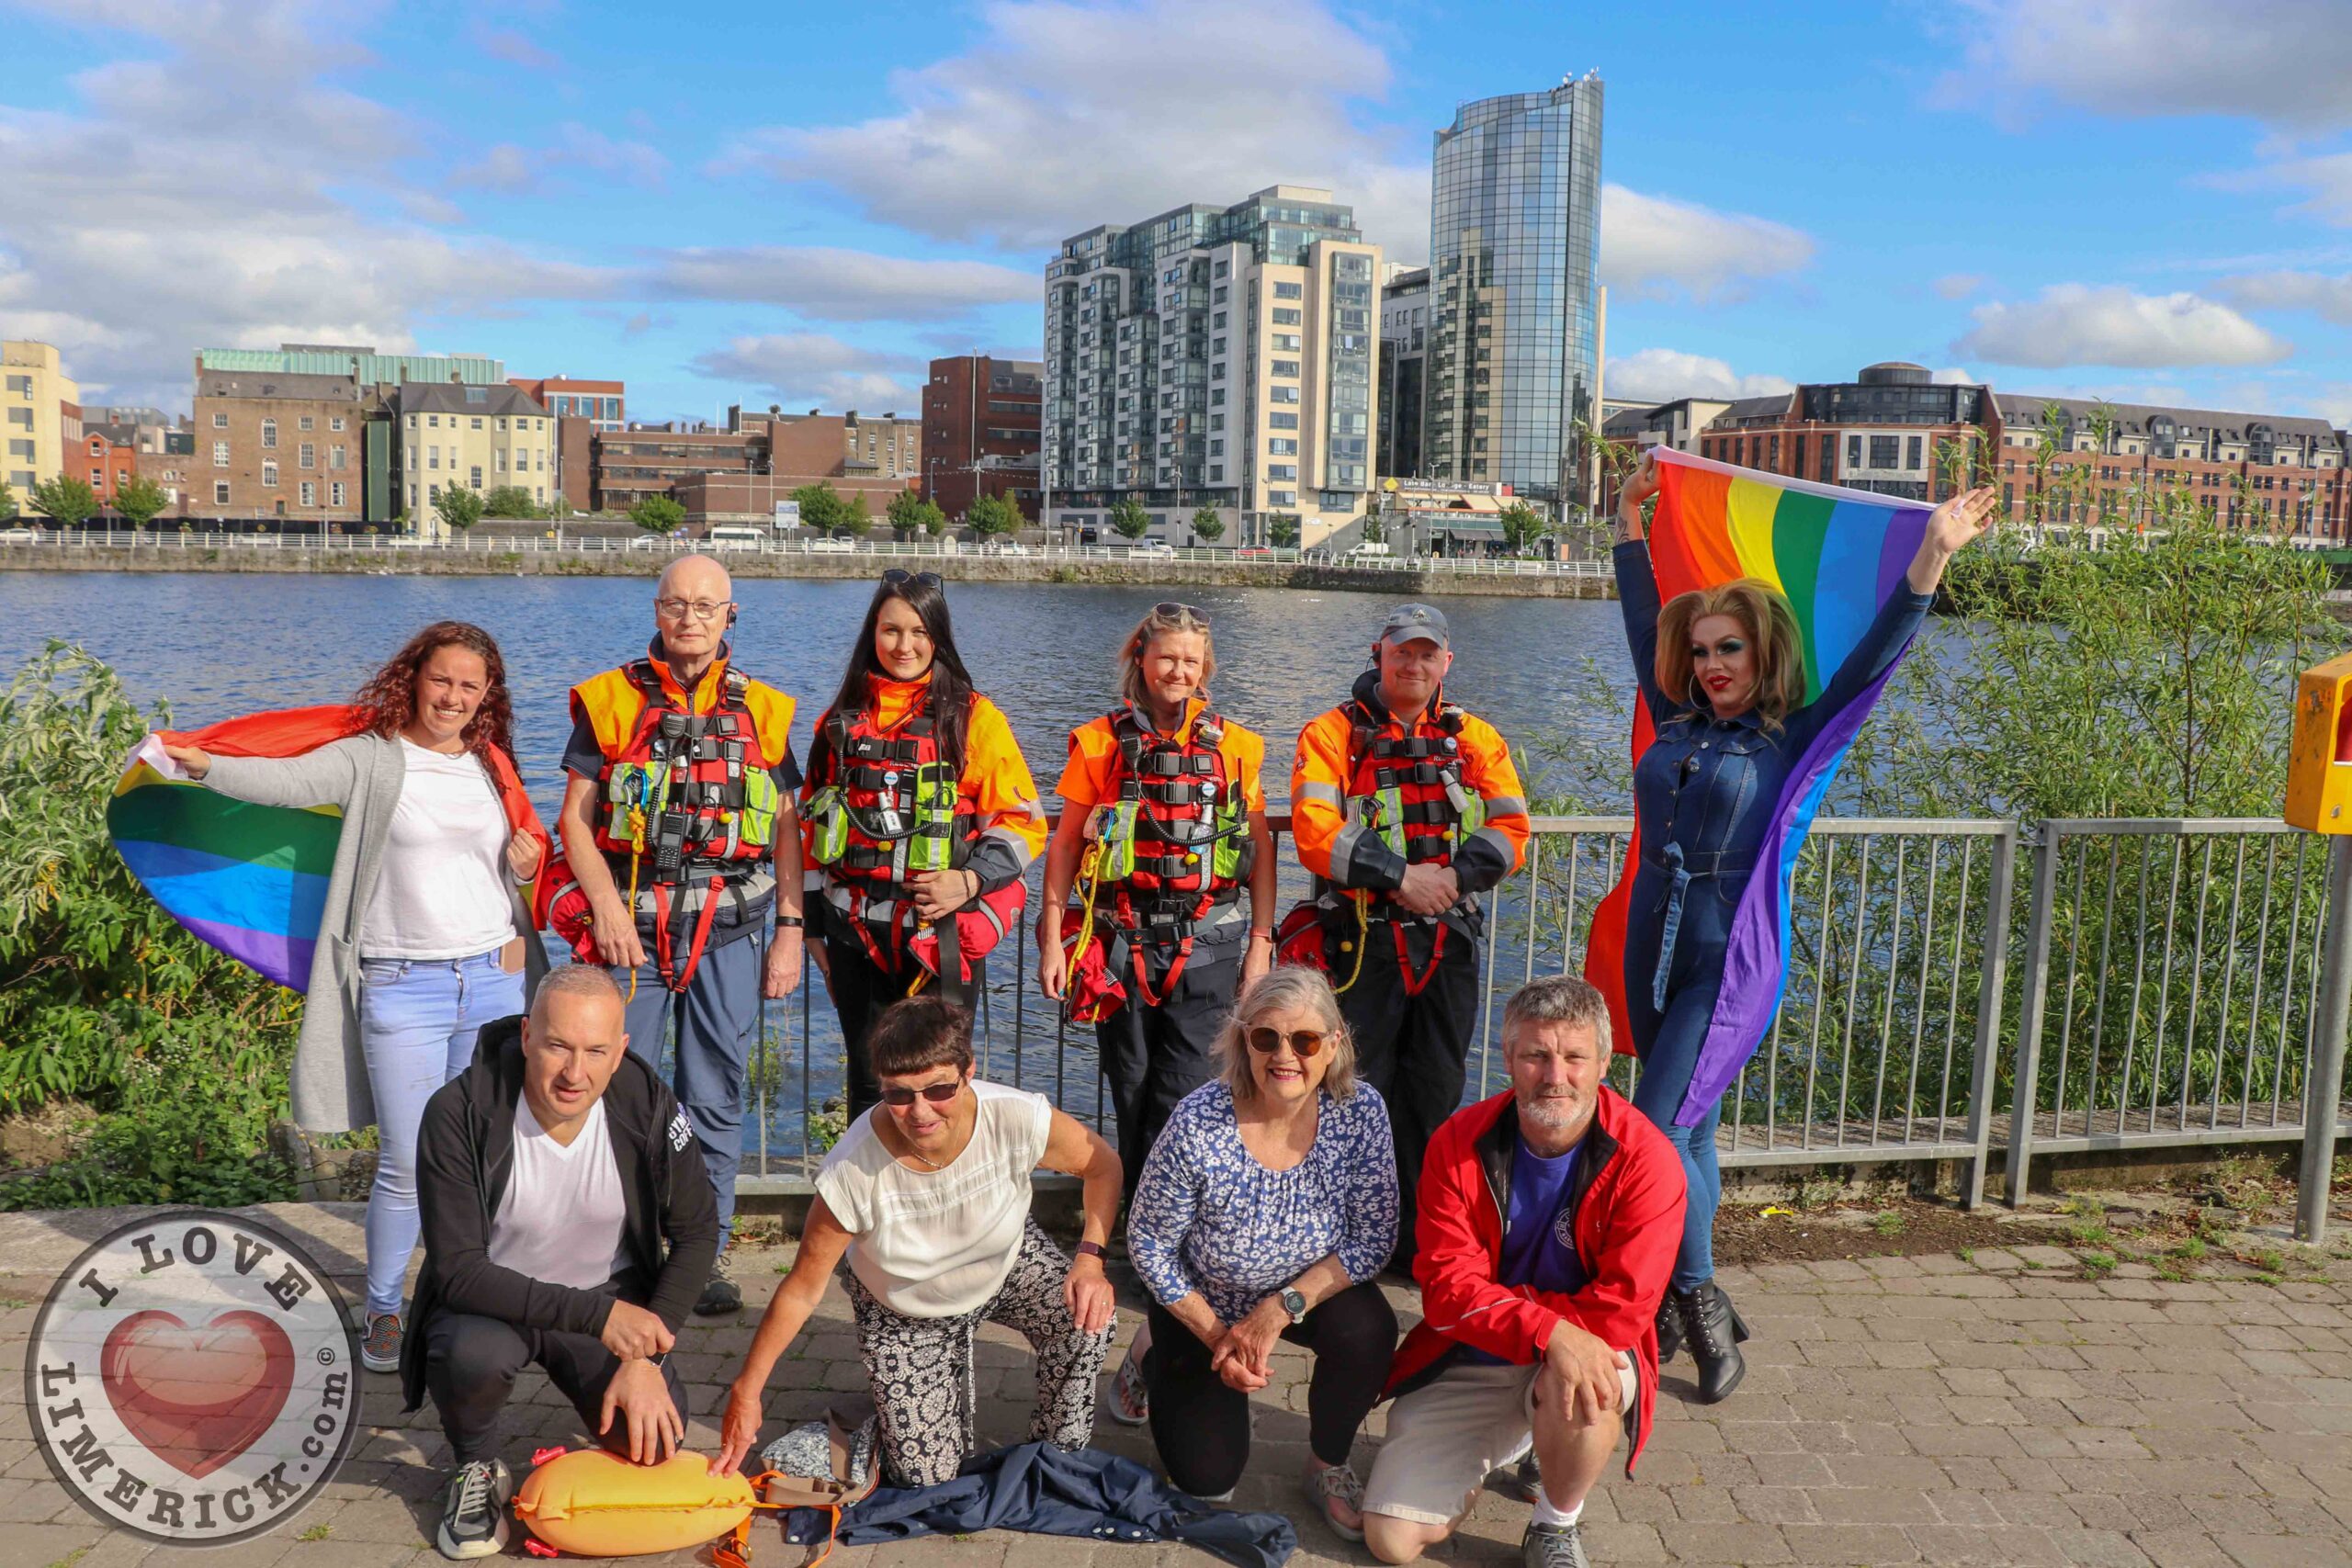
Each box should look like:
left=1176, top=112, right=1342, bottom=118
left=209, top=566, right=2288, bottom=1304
left=360, top=739, right=517, bottom=960
left=815, top=1079, right=1053, bottom=1319
left=489, top=1095, right=628, bottom=1292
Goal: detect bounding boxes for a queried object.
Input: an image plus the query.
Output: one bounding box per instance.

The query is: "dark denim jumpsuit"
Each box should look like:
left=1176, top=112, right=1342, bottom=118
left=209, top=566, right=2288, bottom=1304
left=1615, top=540, right=1931, bottom=1290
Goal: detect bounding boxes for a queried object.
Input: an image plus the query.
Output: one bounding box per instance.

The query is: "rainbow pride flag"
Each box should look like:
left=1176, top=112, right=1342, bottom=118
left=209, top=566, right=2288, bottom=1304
left=107, top=706, right=365, bottom=989
left=1584, top=446, right=1931, bottom=1126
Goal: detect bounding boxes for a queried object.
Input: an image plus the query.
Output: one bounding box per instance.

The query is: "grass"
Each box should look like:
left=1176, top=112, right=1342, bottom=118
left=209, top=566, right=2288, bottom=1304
left=1871, top=1211, right=1907, bottom=1238
left=297, top=1526, right=332, bottom=1542
left=2078, top=1250, right=2118, bottom=1278
left=1956, top=1247, right=1974, bottom=1264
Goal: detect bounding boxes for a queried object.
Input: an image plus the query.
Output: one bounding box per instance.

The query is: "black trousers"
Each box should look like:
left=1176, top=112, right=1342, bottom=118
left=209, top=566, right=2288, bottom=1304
left=1143, top=1281, right=1398, bottom=1498
left=1335, top=918, right=1482, bottom=1269
left=823, top=919, right=985, bottom=1120
left=1095, top=940, right=1238, bottom=1201
left=424, top=1309, right=691, bottom=1465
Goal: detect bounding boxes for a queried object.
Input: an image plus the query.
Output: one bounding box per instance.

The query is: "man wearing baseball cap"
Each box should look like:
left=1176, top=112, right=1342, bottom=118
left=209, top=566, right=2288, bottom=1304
left=1288, top=604, right=1529, bottom=1269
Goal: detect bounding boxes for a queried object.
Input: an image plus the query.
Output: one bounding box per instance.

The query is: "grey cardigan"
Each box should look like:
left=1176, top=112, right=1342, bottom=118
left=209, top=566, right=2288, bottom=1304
left=206, top=735, right=548, bottom=1134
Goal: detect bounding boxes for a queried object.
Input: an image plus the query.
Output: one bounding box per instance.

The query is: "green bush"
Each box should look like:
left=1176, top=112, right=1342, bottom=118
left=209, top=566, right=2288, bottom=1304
left=0, top=644, right=300, bottom=1208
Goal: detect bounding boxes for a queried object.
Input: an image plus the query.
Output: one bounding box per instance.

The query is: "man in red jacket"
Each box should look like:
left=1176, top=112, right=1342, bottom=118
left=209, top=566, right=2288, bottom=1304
left=1363, top=976, right=1686, bottom=1568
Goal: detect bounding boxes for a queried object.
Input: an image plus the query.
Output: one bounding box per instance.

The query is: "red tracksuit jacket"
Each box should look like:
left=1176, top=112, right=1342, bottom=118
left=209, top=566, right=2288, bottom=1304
left=1383, top=1084, right=1688, bottom=1474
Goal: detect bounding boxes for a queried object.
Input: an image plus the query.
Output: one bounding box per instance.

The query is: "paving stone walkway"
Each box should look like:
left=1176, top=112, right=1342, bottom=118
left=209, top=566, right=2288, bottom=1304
left=2, top=1203, right=2348, bottom=1568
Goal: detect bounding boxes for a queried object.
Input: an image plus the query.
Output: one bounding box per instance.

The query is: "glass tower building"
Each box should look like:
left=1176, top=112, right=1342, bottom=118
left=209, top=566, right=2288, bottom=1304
left=1426, top=76, right=1603, bottom=506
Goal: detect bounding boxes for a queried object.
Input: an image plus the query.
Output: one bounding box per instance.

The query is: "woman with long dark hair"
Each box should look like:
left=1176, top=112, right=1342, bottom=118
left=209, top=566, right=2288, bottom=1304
left=802, top=571, right=1046, bottom=1117
left=164, top=621, right=549, bottom=1376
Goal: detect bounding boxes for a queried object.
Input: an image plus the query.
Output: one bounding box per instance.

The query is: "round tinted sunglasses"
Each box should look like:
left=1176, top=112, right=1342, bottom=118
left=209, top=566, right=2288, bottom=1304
left=1154, top=601, right=1208, bottom=626
left=1247, top=1026, right=1329, bottom=1058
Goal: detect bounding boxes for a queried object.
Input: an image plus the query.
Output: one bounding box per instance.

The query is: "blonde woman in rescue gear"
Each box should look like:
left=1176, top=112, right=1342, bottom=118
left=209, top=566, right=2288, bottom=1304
left=1035, top=600, right=1280, bottom=1426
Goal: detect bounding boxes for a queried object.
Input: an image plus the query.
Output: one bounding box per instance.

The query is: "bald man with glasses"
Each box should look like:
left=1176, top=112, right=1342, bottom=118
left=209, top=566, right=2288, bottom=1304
left=553, top=554, right=805, bottom=1317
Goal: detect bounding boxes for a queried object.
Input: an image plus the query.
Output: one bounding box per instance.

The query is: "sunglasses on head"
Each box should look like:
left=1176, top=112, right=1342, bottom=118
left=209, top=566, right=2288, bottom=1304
left=884, top=570, right=944, bottom=589
left=1247, top=1026, right=1329, bottom=1058
left=1154, top=602, right=1208, bottom=626
left=878, top=1078, right=963, bottom=1108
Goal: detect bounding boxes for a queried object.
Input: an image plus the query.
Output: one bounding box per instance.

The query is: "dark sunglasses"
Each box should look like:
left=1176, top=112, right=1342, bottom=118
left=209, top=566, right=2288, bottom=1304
left=1247, top=1026, right=1328, bottom=1058
left=1155, top=601, right=1208, bottom=626
left=884, top=570, right=944, bottom=589
left=878, top=1079, right=963, bottom=1108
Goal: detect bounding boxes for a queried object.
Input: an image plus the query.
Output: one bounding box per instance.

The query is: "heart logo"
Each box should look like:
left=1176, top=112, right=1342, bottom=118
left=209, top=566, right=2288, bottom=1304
left=100, top=1310, right=296, bottom=1479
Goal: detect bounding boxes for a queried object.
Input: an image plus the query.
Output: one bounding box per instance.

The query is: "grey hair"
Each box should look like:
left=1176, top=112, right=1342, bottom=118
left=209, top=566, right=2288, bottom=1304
left=1214, top=964, right=1359, bottom=1104
left=531, top=963, right=625, bottom=1018
left=1501, top=974, right=1612, bottom=1056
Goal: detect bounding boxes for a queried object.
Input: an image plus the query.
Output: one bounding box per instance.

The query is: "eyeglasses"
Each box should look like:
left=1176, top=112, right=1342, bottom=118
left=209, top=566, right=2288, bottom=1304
left=883, top=570, right=943, bottom=588
left=1247, top=1026, right=1328, bottom=1058
left=878, top=1079, right=963, bottom=1108
left=1154, top=602, right=1208, bottom=626
left=654, top=597, right=731, bottom=622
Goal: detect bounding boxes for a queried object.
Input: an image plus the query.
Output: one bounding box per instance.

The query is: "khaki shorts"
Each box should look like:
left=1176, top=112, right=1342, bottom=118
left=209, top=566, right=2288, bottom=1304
left=1363, top=1355, right=1638, bottom=1528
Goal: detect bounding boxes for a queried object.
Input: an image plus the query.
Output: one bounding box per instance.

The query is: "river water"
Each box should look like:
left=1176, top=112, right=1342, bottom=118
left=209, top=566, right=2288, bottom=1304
left=0, top=570, right=1666, bottom=1161
left=3, top=570, right=1638, bottom=811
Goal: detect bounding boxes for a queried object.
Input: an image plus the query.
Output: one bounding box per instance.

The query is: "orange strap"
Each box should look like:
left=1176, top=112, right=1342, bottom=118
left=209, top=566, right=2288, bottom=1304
left=718, top=1472, right=842, bottom=1568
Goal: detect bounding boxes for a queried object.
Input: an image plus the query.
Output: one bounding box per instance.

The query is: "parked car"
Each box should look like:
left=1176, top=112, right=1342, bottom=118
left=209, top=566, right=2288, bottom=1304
left=706, top=525, right=767, bottom=550
left=1079, top=526, right=1101, bottom=545
left=1128, top=540, right=1176, bottom=558
left=1236, top=546, right=1273, bottom=558
left=981, top=539, right=1029, bottom=555
left=1346, top=540, right=1392, bottom=558
left=805, top=536, right=856, bottom=553
left=0, top=527, right=39, bottom=544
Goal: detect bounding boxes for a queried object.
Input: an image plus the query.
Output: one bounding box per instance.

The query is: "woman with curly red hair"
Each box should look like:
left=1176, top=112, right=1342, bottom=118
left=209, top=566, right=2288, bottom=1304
left=165, top=621, right=549, bottom=1374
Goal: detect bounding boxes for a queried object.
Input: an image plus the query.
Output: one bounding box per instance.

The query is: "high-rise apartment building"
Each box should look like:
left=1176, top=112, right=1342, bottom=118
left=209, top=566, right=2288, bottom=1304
left=3, top=341, right=80, bottom=512
left=1043, top=185, right=1382, bottom=546
left=1377, top=267, right=1430, bottom=479
left=1426, top=76, right=1604, bottom=507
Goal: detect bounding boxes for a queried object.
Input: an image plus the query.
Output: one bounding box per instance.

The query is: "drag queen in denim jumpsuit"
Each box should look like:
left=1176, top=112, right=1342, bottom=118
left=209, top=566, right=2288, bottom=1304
left=1610, top=454, right=1997, bottom=1403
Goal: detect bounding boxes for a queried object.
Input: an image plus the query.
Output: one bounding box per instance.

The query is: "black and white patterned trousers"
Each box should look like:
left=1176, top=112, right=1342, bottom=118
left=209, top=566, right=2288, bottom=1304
left=845, top=1216, right=1114, bottom=1488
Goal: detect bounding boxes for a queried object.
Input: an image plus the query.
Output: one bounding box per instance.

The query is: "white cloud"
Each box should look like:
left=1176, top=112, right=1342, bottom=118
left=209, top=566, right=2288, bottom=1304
left=645, top=248, right=1035, bottom=321
left=1596, top=186, right=1815, bottom=304
left=1939, top=0, right=2352, bottom=131
left=471, top=23, right=560, bottom=72
left=452, top=124, right=667, bottom=193
left=1953, top=285, right=2290, bottom=368
left=1929, top=366, right=1979, bottom=384
left=722, top=0, right=1813, bottom=301
left=1932, top=274, right=1985, bottom=300
left=2216, top=151, right=2352, bottom=227
left=1604, top=349, right=1792, bottom=403
left=690, top=334, right=927, bottom=411
left=2217, top=269, right=2352, bottom=323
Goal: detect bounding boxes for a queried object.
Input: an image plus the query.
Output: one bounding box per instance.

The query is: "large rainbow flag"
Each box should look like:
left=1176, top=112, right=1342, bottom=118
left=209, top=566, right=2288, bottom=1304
left=107, top=706, right=366, bottom=988
left=1584, top=446, right=1931, bottom=1126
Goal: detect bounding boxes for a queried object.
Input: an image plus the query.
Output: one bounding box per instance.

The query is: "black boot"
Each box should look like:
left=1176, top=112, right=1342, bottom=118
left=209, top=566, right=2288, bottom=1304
left=1672, top=1280, right=1749, bottom=1404
left=1656, top=1293, right=1684, bottom=1363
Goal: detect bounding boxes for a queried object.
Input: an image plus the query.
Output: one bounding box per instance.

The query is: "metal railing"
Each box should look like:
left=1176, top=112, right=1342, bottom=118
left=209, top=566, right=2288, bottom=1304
left=0, top=526, right=1610, bottom=579
left=726, top=811, right=2351, bottom=1224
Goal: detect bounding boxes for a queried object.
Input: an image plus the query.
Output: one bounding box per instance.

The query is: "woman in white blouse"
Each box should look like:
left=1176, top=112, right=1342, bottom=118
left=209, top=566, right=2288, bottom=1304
left=712, top=996, right=1124, bottom=1487
left=165, top=621, right=548, bottom=1377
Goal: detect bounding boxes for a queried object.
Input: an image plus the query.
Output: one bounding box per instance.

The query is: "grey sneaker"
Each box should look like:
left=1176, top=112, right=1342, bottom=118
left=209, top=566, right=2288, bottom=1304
left=695, top=1255, right=742, bottom=1316
left=436, top=1459, right=512, bottom=1561
left=1521, top=1519, right=1590, bottom=1568
left=359, top=1311, right=402, bottom=1374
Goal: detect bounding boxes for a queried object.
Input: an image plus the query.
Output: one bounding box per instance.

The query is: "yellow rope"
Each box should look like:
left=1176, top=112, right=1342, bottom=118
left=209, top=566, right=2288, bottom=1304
left=623, top=806, right=646, bottom=1001
left=1330, top=889, right=1372, bottom=995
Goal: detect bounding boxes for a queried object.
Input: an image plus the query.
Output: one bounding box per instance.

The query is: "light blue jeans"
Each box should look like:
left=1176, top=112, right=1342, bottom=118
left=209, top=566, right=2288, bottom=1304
left=357, top=950, right=526, bottom=1317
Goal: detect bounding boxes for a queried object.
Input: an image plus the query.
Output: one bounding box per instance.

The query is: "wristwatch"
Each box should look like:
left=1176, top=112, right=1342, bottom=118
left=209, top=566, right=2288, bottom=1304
left=1074, top=1240, right=1106, bottom=1261
left=1280, top=1287, right=1306, bottom=1325
left=775, top=914, right=805, bottom=930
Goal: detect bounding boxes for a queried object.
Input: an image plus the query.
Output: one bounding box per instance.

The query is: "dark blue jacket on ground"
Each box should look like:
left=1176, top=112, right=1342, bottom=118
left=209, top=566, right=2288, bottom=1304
left=781, top=1442, right=1296, bottom=1568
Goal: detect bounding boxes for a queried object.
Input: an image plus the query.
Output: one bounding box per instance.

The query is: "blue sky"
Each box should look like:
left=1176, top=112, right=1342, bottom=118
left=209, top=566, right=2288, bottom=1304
left=7, top=0, right=2352, bottom=423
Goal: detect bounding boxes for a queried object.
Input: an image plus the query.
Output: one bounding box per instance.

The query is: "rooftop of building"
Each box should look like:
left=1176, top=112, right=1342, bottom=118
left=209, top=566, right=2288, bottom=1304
left=81, top=422, right=137, bottom=446
left=1990, top=391, right=2338, bottom=444
left=196, top=368, right=362, bottom=402
left=1384, top=266, right=1431, bottom=295
left=398, top=381, right=546, bottom=417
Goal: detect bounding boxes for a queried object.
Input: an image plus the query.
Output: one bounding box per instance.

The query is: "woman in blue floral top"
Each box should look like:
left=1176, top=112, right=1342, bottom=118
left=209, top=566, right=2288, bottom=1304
left=1126, top=965, right=1400, bottom=1540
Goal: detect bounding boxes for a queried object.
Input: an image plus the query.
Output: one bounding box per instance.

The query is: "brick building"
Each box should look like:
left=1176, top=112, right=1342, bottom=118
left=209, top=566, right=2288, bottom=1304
left=188, top=368, right=368, bottom=525
left=1987, top=395, right=2348, bottom=538
left=592, top=407, right=922, bottom=525
left=74, top=423, right=136, bottom=508
left=921, top=355, right=1041, bottom=521
left=591, top=422, right=763, bottom=514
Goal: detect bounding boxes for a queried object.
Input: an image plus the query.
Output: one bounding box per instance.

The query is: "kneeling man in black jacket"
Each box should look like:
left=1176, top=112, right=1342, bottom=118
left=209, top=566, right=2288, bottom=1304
left=399, top=964, right=721, bottom=1560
